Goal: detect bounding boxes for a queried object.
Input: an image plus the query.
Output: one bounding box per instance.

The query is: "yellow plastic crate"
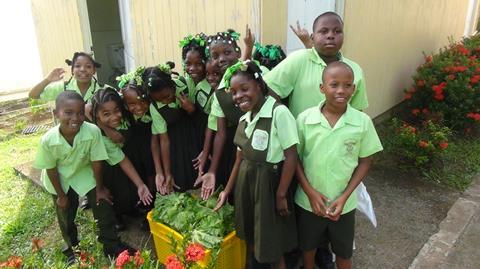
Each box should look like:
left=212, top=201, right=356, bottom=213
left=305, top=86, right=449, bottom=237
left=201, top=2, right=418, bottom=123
left=147, top=211, right=246, bottom=269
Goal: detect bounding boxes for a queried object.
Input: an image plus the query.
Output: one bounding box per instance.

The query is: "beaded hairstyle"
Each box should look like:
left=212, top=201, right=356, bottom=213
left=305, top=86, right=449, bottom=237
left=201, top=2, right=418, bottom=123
left=205, top=29, right=241, bottom=58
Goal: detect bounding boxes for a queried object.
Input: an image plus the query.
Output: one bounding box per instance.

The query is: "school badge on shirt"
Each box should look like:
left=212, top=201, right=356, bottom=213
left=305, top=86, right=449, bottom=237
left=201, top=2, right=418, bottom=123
left=196, top=91, right=208, bottom=108
left=344, top=139, right=358, bottom=155
left=252, top=129, right=269, bottom=151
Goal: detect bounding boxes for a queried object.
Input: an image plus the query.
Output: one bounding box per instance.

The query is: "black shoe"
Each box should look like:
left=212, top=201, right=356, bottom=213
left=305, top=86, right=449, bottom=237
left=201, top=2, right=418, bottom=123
left=62, top=247, right=76, bottom=266
left=315, top=247, right=334, bottom=269
left=79, top=198, right=90, bottom=210
left=103, top=242, right=137, bottom=258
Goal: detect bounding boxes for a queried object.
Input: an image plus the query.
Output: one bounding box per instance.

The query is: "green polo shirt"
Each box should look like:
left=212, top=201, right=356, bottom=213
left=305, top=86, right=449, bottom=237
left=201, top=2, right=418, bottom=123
left=33, top=122, right=108, bottom=196
left=134, top=113, right=152, bottom=123
left=185, top=76, right=214, bottom=114
left=207, top=73, right=228, bottom=131
left=150, top=80, right=189, bottom=135
left=264, top=48, right=368, bottom=118
left=39, top=78, right=100, bottom=102
left=295, top=101, right=382, bottom=214
left=101, top=136, right=125, bottom=166
left=238, top=96, right=298, bottom=163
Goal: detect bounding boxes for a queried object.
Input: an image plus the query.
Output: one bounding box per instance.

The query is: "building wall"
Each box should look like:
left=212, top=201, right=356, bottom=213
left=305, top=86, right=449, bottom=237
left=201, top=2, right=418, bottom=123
left=342, top=0, right=475, bottom=118
left=129, top=0, right=258, bottom=70
left=260, top=0, right=288, bottom=49
left=31, top=0, right=84, bottom=77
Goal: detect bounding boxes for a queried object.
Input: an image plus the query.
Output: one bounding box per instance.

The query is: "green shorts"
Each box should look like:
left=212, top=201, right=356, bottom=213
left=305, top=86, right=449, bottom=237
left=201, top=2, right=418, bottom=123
left=296, top=205, right=355, bottom=259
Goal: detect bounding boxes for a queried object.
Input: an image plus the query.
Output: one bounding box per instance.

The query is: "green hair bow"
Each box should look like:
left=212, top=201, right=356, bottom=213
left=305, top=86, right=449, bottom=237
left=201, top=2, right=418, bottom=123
left=223, top=60, right=251, bottom=89
left=178, top=34, right=206, bottom=48
left=157, top=63, right=172, bottom=74
left=116, top=66, right=146, bottom=89
left=229, top=31, right=240, bottom=41
left=254, top=42, right=282, bottom=61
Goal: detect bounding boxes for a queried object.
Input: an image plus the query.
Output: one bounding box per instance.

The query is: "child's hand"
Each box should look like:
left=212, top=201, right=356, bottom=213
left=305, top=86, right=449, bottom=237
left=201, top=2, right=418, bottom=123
left=137, top=184, right=153, bottom=205
left=178, top=93, right=195, bottom=114
left=192, top=150, right=204, bottom=171
left=56, top=194, right=69, bottom=210
left=326, top=196, right=347, bottom=221
left=290, top=20, right=313, bottom=49
left=276, top=194, right=290, bottom=217
left=165, top=174, right=180, bottom=194
left=213, top=191, right=229, bottom=211
left=194, top=172, right=215, bottom=200
left=98, top=123, right=124, bottom=144
left=306, top=189, right=329, bottom=217
left=244, top=24, right=255, bottom=50
left=46, top=68, right=66, bottom=82
left=155, top=173, right=167, bottom=195
left=96, top=186, right=114, bottom=205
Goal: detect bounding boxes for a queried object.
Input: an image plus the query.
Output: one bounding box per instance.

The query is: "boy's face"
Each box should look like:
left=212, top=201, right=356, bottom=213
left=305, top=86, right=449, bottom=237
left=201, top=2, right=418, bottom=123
left=320, top=66, right=355, bottom=109
left=54, top=99, right=85, bottom=135
left=72, top=56, right=96, bottom=84
left=312, top=15, right=344, bottom=58
left=185, top=50, right=206, bottom=83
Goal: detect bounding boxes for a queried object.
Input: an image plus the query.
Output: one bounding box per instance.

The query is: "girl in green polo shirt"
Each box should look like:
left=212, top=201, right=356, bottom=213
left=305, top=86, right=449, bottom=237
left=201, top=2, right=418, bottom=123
left=215, top=60, right=299, bottom=267
left=91, top=87, right=153, bottom=230
left=29, top=52, right=102, bottom=102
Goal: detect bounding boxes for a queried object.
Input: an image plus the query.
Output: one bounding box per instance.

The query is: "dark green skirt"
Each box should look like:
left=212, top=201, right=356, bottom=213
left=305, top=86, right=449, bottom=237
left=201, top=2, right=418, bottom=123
left=234, top=159, right=297, bottom=263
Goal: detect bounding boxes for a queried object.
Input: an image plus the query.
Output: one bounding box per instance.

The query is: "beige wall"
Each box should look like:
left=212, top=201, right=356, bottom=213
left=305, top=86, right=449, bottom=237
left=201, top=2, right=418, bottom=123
left=31, top=0, right=85, bottom=77
left=342, top=0, right=474, bottom=118
left=129, top=0, right=258, bottom=70
left=260, top=0, right=288, bottom=48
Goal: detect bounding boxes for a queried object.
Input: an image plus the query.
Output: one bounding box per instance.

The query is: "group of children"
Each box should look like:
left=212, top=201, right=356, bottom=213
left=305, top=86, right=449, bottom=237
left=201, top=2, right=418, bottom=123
left=31, top=11, right=382, bottom=269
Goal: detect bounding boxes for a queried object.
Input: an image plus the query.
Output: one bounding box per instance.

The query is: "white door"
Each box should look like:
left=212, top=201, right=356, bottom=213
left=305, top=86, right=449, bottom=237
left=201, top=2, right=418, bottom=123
left=286, top=0, right=343, bottom=54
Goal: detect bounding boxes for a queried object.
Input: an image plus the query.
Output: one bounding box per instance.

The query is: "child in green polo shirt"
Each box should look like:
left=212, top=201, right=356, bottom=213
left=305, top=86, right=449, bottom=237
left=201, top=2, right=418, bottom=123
left=215, top=60, right=298, bottom=268
left=29, top=52, right=102, bottom=102
left=33, top=91, right=135, bottom=263
left=295, top=62, right=382, bottom=269
left=264, top=11, right=368, bottom=118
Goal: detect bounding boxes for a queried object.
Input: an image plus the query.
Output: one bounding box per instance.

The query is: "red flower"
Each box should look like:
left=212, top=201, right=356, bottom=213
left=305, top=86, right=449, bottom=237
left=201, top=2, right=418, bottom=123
left=404, top=92, right=412, bottom=100
left=416, top=80, right=425, bottom=87
left=165, top=254, right=185, bottom=269
left=418, top=140, right=429, bottom=148
left=475, top=67, right=480, bottom=73
left=470, top=75, right=480, bottom=84
left=133, top=251, right=144, bottom=266
left=438, top=141, right=448, bottom=150
left=425, top=55, right=432, bottom=63
left=0, top=256, right=23, bottom=268
left=422, top=108, right=429, bottom=114
left=447, top=74, right=455, bottom=80
left=457, top=45, right=470, bottom=56
left=115, top=250, right=131, bottom=267
left=407, top=126, right=416, bottom=133
left=185, top=243, right=206, bottom=262
left=434, top=93, right=445, bottom=101
left=467, top=112, right=480, bottom=121
left=411, top=109, right=421, bottom=116
left=79, top=251, right=88, bottom=262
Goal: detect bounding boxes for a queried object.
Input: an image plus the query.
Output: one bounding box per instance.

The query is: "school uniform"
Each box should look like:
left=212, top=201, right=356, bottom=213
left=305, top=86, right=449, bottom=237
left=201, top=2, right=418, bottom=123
left=264, top=48, right=368, bottom=118
left=184, top=76, right=214, bottom=144
left=294, top=101, right=383, bottom=258
left=234, top=96, right=298, bottom=263
left=39, top=78, right=101, bottom=102
left=33, top=122, right=120, bottom=250
left=150, top=79, right=202, bottom=191
left=101, top=120, right=138, bottom=216
left=207, top=76, right=245, bottom=188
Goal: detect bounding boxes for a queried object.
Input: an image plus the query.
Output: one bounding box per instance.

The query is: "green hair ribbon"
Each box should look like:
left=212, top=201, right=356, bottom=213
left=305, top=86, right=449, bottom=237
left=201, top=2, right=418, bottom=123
left=178, top=34, right=206, bottom=48
left=229, top=31, right=240, bottom=41
left=254, top=42, right=282, bottom=61
left=116, top=66, right=145, bottom=89
left=157, top=63, right=172, bottom=74
left=223, top=60, right=250, bottom=89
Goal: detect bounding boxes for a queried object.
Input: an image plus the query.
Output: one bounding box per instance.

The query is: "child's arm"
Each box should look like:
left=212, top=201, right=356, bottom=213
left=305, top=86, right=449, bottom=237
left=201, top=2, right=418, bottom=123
left=242, top=24, right=255, bottom=60
left=118, top=157, right=153, bottom=205
left=96, top=121, right=125, bottom=144
left=29, top=68, right=65, bottom=99
left=276, top=145, right=298, bottom=216
left=214, top=149, right=243, bottom=211
left=178, top=92, right=196, bottom=114
left=193, top=128, right=214, bottom=178
left=159, top=133, right=177, bottom=194
left=92, top=160, right=113, bottom=205
left=198, top=117, right=227, bottom=200
left=327, top=156, right=373, bottom=221
left=46, top=168, right=69, bottom=209
left=151, top=134, right=165, bottom=193
left=289, top=20, right=313, bottom=49
left=296, top=162, right=329, bottom=217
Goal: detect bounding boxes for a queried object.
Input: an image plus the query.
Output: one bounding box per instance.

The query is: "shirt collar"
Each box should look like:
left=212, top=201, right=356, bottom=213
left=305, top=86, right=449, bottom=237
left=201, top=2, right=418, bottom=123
left=305, top=100, right=361, bottom=128
left=242, top=96, right=276, bottom=124
left=49, top=123, right=93, bottom=146
left=309, top=48, right=344, bottom=65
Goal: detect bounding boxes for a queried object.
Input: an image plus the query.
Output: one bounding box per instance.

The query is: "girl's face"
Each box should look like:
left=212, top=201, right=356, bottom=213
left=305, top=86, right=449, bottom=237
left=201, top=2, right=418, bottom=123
left=185, top=50, right=206, bottom=83
left=209, top=43, right=240, bottom=73
left=230, top=73, right=263, bottom=113
left=97, top=100, right=122, bottom=128
left=149, top=87, right=176, bottom=104
left=72, top=56, right=96, bottom=84
left=206, top=62, right=222, bottom=90
left=123, top=89, right=149, bottom=117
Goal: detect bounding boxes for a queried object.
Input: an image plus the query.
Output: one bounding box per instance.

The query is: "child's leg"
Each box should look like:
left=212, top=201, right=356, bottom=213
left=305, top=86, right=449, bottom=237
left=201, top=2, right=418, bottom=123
left=85, top=188, right=120, bottom=250
left=335, top=256, right=352, bottom=269
left=302, top=249, right=317, bottom=269
left=53, top=188, right=80, bottom=250
left=270, top=255, right=286, bottom=269
left=328, top=210, right=356, bottom=269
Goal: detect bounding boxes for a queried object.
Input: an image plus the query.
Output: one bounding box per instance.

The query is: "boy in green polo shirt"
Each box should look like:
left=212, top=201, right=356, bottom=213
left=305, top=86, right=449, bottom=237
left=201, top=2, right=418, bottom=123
left=295, top=62, right=382, bottom=269
left=33, top=91, right=134, bottom=263
left=264, top=12, right=368, bottom=118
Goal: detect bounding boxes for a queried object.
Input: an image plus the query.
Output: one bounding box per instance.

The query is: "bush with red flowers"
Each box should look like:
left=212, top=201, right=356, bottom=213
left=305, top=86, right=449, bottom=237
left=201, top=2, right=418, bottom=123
left=402, top=34, right=480, bottom=130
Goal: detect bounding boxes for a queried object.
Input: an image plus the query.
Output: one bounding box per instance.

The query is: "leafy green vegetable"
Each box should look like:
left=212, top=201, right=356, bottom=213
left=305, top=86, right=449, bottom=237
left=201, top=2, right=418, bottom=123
left=152, top=190, right=235, bottom=249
